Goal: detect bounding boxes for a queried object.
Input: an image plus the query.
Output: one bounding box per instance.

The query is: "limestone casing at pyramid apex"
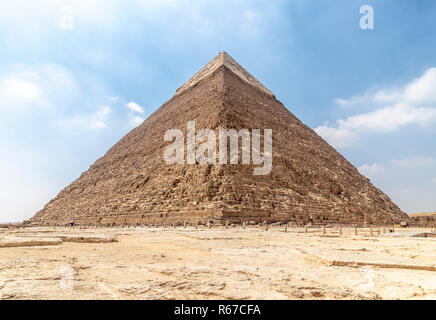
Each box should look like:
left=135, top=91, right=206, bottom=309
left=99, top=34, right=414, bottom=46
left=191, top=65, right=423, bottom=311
left=175, top=51, right=275, bottom=98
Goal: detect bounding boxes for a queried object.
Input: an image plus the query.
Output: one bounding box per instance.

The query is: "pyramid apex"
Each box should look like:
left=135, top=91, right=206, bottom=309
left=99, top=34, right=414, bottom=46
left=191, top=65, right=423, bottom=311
left=175, top=52, right=274, bottom=97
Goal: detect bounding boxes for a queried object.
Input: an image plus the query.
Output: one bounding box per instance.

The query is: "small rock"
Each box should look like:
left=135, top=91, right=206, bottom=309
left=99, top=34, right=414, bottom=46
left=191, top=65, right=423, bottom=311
left=310, top=290, right=324, bottom=297
left=291, top=289, right=304, bottom=298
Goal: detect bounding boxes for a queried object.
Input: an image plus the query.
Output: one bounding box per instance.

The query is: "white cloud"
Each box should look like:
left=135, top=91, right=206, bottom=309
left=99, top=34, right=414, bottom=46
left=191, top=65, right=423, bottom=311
left=0, top=64, right=79, bottom=113
left=0, top=1, right=121, bottom=26
left=403, top=68, right=436, bottom=105
left=0, top=0, right=219, bottom=43
left=131, top=116, right=145, bottom=127
left=358, top=163, right=385, bottom=179
left=90, top=121, right=106, bottom=129
left=336, top=68, right=436, bottom=107
left=126, top=101, right=144, bottom=114
left=314, top=125, right=357, bottom=148
left=0, top=76, right=45, bottom=109
left=107, top=95, right=119, bottom=102
left=337, top=103, right=436, bottom=132
left=97, top=105, right=111, bottom=116
left=57, top=105, right=111, bottom=131
left=391, top=156, right=433, bottom=167
left=333, top=98, right=348, bottom=106
left=432, top=178, right=436, bottom=185
left=317, top=68, right=436, bottom=147
left=126, top=102, right=145, bottom=126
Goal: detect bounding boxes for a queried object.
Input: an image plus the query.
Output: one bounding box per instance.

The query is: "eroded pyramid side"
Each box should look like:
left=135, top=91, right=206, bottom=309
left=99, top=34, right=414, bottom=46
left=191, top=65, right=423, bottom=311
left=30, top=53, right=408, bottom=226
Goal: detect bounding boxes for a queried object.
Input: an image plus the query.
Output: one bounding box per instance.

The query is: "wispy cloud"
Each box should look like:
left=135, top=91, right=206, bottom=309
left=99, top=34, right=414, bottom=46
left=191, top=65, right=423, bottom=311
left=333, top=68, right=436, bottom=107
left=0, top=64, right=79, bottom=112
left=316, top=68, right=436, bottom=148
left=358, top=163, right=385, bottom=180
left=56, top=105, right=111, bottom=131
left=126, top=101, right=144, bottom=114
left=391, top=156, right=433, bottom=167
left=107, top=96, right=119, bottom=102
left=0, top=74, right=46, bottom=109
left=314, top=126, right=357, bottom=148
left=333, top=98, right=348, bottom=106
left=131, top=116, right=144, bottom=127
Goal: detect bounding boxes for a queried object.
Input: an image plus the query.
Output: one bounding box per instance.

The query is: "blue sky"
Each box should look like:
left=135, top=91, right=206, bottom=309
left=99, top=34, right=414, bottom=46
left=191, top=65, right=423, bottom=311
left=1, top=0, right=436, bottom=222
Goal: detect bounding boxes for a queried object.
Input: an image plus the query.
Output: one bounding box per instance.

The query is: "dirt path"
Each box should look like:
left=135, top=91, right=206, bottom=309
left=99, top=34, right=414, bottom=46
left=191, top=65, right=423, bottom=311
left=0, top=226, right=435, bottom=299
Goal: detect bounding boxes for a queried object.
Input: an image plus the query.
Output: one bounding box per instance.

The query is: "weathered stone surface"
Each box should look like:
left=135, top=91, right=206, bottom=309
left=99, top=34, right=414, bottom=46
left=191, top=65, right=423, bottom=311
left=0, top=237, right=62, bottom=248
left=57, top=235, right=117, bottom=243
left=29, top=52, right=408, bottom=226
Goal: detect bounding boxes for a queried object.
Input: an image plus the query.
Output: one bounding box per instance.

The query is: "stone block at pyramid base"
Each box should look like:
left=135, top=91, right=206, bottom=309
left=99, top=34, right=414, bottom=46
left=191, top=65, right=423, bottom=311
left=29, top=52, right=408, bottom=227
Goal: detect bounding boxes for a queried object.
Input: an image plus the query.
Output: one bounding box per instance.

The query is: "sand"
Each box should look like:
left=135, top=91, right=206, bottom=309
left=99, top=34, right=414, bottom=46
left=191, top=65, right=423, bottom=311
left=0, top=225, right=435, bottom=300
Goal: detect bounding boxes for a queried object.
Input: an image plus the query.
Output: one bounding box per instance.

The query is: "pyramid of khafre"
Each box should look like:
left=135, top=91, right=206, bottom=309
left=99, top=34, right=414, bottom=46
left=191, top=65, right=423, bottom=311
left=30, top=52, right=408, bottom=226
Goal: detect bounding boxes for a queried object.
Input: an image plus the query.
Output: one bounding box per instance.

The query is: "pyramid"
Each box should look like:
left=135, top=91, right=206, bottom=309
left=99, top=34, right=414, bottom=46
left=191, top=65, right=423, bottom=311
left=30, top=52, right=408, bottom=226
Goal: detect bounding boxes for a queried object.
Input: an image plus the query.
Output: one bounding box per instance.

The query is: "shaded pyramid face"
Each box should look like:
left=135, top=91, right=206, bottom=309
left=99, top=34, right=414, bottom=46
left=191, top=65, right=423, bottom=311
left=31, top=52, right=407, bottom=226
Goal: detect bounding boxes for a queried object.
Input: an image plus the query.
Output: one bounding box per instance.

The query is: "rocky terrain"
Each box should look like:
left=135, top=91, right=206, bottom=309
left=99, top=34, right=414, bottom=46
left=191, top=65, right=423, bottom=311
left=1, top=225, right=435, bottom=300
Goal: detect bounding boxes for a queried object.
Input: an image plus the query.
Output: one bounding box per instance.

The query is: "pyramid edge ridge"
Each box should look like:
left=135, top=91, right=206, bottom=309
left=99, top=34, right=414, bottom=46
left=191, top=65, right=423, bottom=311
left=175, top=52, right=275, bottom=98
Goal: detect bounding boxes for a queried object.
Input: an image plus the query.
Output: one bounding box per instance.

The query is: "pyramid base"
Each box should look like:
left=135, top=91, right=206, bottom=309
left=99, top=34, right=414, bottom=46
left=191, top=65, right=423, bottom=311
left=28, top=208, right=399, bottom=227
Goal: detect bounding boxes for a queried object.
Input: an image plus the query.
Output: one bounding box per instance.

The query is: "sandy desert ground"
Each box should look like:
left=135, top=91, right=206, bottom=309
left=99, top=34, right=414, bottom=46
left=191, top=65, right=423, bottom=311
left=1, top=225, right=436, bottom=300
